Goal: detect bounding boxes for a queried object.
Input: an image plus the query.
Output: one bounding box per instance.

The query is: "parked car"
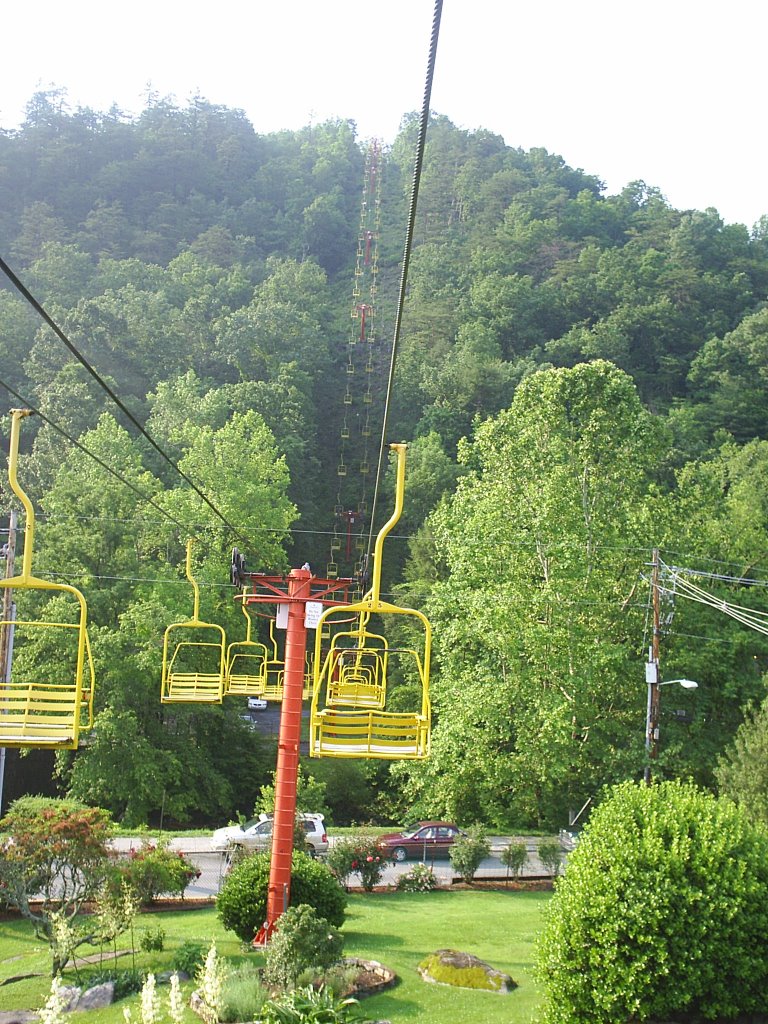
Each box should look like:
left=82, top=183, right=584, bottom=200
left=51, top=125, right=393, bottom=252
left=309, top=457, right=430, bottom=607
left=210, top=813, right=328, bottom=857
left=376, top=821, right=466, bottom=862
left=247, top=696, right=268, bottom=711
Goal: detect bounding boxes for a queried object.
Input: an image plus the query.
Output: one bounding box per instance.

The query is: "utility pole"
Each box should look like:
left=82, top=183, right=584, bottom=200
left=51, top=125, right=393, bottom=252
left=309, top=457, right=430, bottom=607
left=644, top=548, right=661, bottom=784
left=0, top=510, right=18, bottom=816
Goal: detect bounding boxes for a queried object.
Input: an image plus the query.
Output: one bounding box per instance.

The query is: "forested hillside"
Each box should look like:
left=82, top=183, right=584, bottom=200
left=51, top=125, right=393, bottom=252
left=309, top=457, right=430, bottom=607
left=1, top=90, right=767, bottom=829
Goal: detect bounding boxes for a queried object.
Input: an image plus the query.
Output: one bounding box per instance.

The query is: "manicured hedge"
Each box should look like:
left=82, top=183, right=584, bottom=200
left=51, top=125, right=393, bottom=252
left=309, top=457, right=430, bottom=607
left=216, top=850, right=347, bottom=943
left=538, top=780, right=768, bottom=1023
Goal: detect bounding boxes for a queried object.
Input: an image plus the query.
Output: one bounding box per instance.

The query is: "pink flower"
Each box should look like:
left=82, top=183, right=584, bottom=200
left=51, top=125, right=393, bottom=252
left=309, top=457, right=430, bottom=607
left=366, top=856, right=373, bottom=862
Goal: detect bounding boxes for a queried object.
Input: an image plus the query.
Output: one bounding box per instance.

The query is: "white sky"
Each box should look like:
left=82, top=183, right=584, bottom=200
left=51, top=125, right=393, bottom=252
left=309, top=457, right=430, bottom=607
left=2, top=0, right=766, bottom=229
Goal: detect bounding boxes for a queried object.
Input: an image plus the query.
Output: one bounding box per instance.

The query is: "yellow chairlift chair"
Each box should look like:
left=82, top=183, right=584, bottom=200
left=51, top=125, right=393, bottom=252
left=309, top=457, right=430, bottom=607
left=225, top=596, right=268, bottom=696
left=161, top=539, right=226, bottom=703
left=0, top=409, right=95, bottom=749
left=309, top=444, right=431, bottom=760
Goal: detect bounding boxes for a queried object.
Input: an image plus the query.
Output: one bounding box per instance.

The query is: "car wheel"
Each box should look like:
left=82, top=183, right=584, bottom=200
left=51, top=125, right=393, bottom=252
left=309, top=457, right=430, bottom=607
left=393, top=846, right=408, bottom=863
left=305, top=844, right=316, bottom=859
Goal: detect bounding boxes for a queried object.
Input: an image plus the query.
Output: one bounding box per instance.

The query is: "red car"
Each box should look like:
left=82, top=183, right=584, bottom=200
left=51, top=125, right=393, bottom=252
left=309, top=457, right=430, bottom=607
left=376, top=821, right=466, bottom=862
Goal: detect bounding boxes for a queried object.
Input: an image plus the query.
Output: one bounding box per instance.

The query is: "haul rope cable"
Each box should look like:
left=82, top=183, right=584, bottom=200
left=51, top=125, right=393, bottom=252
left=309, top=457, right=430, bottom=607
left=364, top=0, right=443, bottom=559
left=0, top=255, right=262, bottom=560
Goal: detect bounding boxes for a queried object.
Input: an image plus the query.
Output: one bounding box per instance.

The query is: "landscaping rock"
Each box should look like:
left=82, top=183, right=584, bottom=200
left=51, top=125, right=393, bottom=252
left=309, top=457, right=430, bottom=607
left=57, top=986, right=82, bottom=1012
left=341, top=958, right=396, bottom=998
left=417, top=949, right=516, bottom=994
left=74, top=982, right=115, bottom=1012
left=0, top=1013, right=39, bottom=1024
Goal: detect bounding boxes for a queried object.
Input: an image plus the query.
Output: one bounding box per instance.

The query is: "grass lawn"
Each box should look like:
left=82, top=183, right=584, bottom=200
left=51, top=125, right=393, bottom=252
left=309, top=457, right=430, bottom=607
left=344, top=890, right=547, bottom=1023
left=0, top=890, right=549, bottom=1023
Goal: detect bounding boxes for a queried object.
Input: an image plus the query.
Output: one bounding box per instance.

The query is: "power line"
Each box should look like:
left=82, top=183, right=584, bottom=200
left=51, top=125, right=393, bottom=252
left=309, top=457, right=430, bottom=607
left=0, top=254, right=262, bottom=559
left=664, top=564, right=768, bottom=590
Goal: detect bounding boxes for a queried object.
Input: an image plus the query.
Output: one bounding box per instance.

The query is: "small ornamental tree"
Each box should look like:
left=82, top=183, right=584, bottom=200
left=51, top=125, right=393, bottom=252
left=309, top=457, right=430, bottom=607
left=216, top=850, right=346, bottom=943
left=500, top=841, right=528, bottom=885
left=537, top=839, right=563, bottom=878
left=537, top=780, right=768, bottom=1024
left=448, top=825, right=491, bottom=883
left=0, top=797, right=114, bottom=974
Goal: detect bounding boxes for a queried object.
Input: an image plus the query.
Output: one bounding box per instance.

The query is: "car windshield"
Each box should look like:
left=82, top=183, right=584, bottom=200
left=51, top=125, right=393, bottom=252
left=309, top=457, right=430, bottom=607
left=239, top=818, right=260, bottom=832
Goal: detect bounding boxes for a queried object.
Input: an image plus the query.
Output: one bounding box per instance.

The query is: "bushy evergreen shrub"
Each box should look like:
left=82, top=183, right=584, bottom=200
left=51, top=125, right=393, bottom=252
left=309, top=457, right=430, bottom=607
left=538, top=780, right=768, bottom=1024
left=216, top=850, right=347, bottom=943
left=264, top=904, right=343, bottom=989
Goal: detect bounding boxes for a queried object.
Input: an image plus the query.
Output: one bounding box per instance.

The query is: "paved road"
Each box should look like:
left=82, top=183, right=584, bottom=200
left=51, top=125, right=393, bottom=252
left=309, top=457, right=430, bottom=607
left=109, top=836, right=558, bottom=898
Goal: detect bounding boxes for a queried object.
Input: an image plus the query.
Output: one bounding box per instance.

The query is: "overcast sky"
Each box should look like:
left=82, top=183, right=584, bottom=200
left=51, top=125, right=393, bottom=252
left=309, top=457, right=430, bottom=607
left=3, top=0, right=766, bottom=229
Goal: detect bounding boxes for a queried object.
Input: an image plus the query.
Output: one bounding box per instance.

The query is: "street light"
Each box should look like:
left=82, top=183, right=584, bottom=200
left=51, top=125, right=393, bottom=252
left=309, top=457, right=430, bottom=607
left=644, top=657, right=699, bottom=783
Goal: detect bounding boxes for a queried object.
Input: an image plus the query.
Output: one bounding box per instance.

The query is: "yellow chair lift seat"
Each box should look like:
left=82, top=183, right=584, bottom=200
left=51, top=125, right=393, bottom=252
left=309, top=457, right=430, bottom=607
left=311, top=624, right=429, bottom=759
left=259, top=617, right=313, bottom=701
left=161, top=540, right=226, bottom=704
left=162, top=633, right=226, bottom=703
left=0, top=607, right=95, bottom=749
left=311, top=707, right=429, bottom=759
left=225, top=648, right=268, bottom=695
left=325, top=630, right=388, bottom=709
left=0, top=410, right=95, bottom=749
left=225, top=600, right=268, bottom=696
left=309, top=444, right=432, bottom=760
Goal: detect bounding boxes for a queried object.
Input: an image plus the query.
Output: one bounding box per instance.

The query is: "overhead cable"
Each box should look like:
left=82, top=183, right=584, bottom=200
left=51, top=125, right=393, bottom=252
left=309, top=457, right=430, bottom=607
left=0, top=375, right=190, bottom=534
left=0, top=253, right=260, bottom=556
left=366, top=0, right=443, bottom=556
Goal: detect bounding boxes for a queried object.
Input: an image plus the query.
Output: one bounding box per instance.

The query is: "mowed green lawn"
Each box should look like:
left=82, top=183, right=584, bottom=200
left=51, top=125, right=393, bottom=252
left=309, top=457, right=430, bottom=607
left=0, top=889, right=549, bottom=1024
left=344, top=890, right=548, bottom=1023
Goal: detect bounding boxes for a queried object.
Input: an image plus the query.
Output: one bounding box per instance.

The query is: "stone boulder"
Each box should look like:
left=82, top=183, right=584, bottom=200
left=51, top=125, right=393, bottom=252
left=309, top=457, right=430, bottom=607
left=417, top=949, right=516, bottom=994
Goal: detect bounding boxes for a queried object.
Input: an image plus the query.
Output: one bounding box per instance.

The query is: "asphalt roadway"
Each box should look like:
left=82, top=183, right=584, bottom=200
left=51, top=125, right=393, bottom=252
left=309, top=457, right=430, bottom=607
left=109, top=836, right=557, bottom=898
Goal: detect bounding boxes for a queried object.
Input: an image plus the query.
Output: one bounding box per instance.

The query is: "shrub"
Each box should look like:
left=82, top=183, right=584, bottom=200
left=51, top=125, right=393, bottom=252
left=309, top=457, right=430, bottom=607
left=219, top=962, right=268, bottom=1024
left=264, top=904, right=344, bottom=989
left=327, top=834, right=385, bottom=892
left=500, top=841, right=528, bottom=883
left=396, top=863, right=439, bottom=892
left=448, top=825, right=491, bottom=882
left=216, top=850, right=347, bottom=943
left=171, top=940, right=207, bottom=976
left=79, top=968, right=143, bottom=1000
left=139, top=924, right=165, bottom=953
left=325, top=838, right=359, bottom=888
left=113, top=841, right=200, bottom=903
left=261, top=984, right=363, bottom=1024
left=537, top=839, right=563, bottom=878
left=537, top=780, right=768, bottom=1024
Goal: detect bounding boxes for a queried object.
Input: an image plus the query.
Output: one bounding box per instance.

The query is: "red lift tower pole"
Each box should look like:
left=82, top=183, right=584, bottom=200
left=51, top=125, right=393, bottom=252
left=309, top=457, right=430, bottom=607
left=249, top=568, right=354, bottom=945
left=257, top=567, right=309, bottom=941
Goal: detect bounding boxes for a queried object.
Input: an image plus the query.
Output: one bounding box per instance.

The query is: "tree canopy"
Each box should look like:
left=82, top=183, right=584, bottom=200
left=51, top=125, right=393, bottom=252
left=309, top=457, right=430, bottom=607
left=1, top=94, right=767, bottom=828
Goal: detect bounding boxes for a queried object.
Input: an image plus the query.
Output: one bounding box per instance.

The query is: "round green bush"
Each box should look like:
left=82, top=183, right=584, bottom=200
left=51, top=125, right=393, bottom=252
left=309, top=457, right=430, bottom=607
left=216, top=850, right=347, bottom=943
left=537, top=780, right=768, bottom=1024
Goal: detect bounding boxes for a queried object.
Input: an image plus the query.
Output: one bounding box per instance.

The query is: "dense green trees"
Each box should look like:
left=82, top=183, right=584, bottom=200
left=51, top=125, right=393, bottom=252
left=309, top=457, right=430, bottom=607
left=399, top=362, right=663, bottom=827
left=1, top=94, right=767, bottom=827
